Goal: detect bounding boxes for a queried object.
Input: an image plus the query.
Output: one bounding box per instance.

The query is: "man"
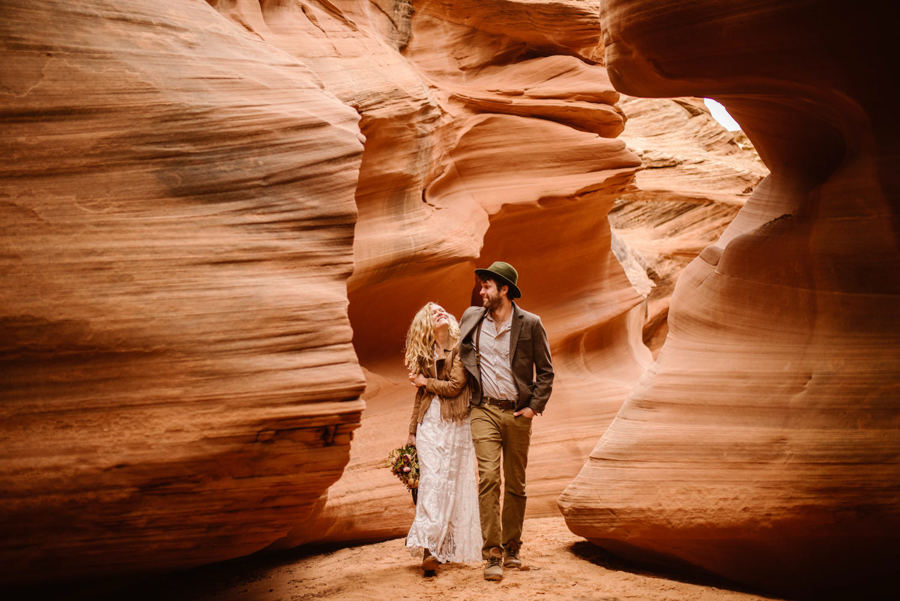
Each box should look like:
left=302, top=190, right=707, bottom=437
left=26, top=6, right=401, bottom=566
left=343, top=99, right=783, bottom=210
left=458, top=261, right=554, bottom=581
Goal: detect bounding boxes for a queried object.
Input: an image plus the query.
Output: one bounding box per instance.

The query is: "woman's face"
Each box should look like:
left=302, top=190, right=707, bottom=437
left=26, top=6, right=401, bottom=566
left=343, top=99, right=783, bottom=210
left=431, top=305, right=450, bottom=330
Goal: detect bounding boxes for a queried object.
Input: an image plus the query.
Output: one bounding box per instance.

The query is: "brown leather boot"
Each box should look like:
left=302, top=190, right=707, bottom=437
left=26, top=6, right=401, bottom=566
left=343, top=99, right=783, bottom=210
left=483, top=547, right=503, bottom=581
left=503, top=547, right=523, bottom=569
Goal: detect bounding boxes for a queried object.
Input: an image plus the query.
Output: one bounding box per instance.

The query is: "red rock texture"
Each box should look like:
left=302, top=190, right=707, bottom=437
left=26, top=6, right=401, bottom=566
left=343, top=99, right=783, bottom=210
left=242, top=1, right=760, bottom=553
left=1, top=0, right=650, bottom=584
left=610, top=95, right=768, bottom=353
left=0, top=0, right=365, bottom=585
left=1, top=0, right=772, bottom=587
left=262, top=0, right=649, bottom=548
left=560, top=2, right=900, bottom=598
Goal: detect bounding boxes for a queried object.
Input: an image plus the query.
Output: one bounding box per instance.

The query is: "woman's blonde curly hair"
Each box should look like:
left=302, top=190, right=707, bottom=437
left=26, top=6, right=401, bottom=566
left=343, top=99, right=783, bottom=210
left=404, top=302, right=460, bottom=373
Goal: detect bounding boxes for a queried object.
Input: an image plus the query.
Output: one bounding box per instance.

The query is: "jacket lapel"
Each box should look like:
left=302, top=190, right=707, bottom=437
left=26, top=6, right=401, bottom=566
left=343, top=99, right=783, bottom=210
left=434, top=347, right=450, bottom=378
left=460, top=308, right=487, bottom=388
left=462, top=307, right=489, bottom=343
left=509, top=302, right=522, bottom=363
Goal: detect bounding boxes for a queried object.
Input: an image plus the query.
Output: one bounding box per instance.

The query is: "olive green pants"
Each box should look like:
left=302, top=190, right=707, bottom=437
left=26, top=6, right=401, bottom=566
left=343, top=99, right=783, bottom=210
left=470, top=403, right=533, bottom=559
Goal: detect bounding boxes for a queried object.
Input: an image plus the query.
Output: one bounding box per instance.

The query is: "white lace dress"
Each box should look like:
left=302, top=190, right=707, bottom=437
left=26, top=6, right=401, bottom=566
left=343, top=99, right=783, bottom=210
left=405, top=395, right=482, bottom=563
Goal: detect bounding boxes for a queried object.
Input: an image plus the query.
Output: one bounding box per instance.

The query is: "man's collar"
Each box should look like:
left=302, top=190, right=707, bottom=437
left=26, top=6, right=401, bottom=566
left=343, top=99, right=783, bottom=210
left=485, top=310, right=513, bottom=328
left=486, top=300, right=516, bottom=322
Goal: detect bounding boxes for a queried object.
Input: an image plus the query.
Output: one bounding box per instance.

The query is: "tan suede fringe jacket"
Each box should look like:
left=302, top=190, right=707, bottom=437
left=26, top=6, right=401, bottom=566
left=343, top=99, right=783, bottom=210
left=407, top=346, right=471, bottom=435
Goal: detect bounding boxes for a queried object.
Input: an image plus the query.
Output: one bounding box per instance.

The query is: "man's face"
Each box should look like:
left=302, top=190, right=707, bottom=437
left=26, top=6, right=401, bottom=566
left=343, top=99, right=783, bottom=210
left=479, top=278, right=506, bottom=310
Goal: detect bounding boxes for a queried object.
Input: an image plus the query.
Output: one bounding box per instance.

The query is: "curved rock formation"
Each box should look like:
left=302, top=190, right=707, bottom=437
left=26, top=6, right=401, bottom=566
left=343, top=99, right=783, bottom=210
left=610, top=95, right=768, bottom=353
left=560, top=2, right=900, bottom=598
left=0, top=0, right=365, bottom=585
left=252, top=0, right=760, bottom=551
left=2, top=0, right=773, bottom=586
left=269, top=0, right=648, bottom=548
left=2, top=0, right=649, bottom=583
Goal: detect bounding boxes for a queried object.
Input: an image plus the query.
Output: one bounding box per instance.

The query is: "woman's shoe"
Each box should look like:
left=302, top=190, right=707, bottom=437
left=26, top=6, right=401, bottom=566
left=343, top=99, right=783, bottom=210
left=422, top=549, right=439, bottom=575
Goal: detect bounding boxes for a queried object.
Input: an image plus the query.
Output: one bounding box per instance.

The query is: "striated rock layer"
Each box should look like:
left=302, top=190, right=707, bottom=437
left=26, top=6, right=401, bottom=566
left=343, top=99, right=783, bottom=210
left=0, top=0, right=365, bottom=584
left=560, top=2, right=900, bottom=598
left=0, top=0, right=668, bottom=584
left=251, top=0, right=650, bottom=548
left=266, top=0, right=762, bottom=551
left=2, top=0, right=772, bottom=585
left=610, top=95, right=768, bottom=353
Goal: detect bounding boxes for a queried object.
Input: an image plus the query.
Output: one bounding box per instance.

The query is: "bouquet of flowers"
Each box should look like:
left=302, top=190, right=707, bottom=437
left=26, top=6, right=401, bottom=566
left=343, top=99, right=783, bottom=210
left=386, top=443, right=419, bottom=503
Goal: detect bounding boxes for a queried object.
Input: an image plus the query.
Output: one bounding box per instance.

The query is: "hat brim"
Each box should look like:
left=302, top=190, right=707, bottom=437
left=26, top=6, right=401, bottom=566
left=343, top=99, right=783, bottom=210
left=475, top=268, right=522, bottom=299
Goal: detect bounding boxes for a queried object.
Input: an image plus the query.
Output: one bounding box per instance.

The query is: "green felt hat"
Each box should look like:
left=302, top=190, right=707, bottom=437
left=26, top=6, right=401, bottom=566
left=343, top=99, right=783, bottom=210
left=475, top=261, right=521, bottom=299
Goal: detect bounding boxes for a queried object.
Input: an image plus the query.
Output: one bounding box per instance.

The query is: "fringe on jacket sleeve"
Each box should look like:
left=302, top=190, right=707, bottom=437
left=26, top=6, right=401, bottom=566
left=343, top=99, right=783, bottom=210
left=425, top=349, right=471, bottom=422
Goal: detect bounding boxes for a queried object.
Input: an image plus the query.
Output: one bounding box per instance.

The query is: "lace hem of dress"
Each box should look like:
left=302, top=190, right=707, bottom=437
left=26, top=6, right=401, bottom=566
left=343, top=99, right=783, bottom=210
left=404, top=396, right=481, bottom=564
left=406, top=529, right=479, bottom=564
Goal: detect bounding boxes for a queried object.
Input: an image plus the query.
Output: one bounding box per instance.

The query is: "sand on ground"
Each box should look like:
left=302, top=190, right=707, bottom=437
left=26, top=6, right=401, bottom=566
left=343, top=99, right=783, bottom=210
left=112, top=517, right=786, bottom=601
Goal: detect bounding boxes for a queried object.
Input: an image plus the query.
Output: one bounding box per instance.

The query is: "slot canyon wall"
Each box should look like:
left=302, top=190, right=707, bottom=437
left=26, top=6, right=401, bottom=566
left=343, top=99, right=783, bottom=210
left=560, top=1, right=900, bottom=599
left=611, top=95, right=766, bottom=354
left=0, top=0, right=369, bottom=585
left=196, top=0, right=652, bottom=549
left=2, top=0, right=772, bottom=589
left=234, top=1, right=765, bottom=551
left=293, top=91, right=767, bottom=548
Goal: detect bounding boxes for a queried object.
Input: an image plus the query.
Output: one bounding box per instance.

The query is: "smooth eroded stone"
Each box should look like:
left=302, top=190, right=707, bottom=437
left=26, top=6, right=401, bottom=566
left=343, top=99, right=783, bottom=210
left=0, top=0, right=365, bottom=584
left=261, top=0, right=750, bottom=551
left=560, top=2, right=900, bottom=598
left=610, top=95, right=768, bottom=352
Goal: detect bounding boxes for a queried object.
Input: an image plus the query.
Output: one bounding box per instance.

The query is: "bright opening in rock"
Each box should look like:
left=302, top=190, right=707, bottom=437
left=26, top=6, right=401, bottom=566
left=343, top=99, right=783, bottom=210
left=703, top=98, right=741, bottom=131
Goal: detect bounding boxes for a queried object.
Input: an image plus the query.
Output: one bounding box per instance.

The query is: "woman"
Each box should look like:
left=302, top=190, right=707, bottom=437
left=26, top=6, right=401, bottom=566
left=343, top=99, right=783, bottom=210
left=404, top=302, right=481, bottom=575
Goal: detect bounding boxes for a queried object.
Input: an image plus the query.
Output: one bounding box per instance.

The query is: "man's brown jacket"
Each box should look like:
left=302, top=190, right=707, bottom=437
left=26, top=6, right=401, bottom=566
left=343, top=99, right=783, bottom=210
left=458, top=303, right=554, bottom=414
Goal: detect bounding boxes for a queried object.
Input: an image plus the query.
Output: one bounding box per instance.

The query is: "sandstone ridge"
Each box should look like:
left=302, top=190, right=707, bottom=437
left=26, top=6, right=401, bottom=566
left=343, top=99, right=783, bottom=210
left=1, top=0, right=773, bottom=587
left=560, top=2, right=900, bottom=598
left=1, top=0, right=365, bottom=584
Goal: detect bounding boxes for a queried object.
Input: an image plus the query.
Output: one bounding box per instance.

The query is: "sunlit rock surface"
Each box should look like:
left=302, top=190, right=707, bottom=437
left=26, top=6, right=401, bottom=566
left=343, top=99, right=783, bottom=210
left=253, top=0, right=648, bottom=548
left=251, top=1, right=763, bottom=552
left=2, top=0, right=777, bottom=586
left=0, top=0, right=365, bottom=584
left=610, top=95, right=768, bottom=353
left=560, top=2, right=900, bottom=598
left=0, top=0, right=651, bottom=583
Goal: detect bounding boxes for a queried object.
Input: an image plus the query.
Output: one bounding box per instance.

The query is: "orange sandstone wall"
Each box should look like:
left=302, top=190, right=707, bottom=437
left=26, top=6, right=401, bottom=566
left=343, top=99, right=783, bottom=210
left=0, top=0, right=365, bottom=584
left=1, top=0, right=649, bottom=583
left=0, top=0, right=769, bottom=585
left=269, top=0, right=649, bottom=547
left=257, top=1, right=763, bottom=550
left=611, top=95, right=768, bottom=353
left=560, top=2, right=900, bottom=599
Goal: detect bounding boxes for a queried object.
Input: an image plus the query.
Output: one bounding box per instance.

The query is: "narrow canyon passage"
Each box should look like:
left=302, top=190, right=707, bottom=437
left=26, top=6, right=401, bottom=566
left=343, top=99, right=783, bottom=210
left=1, top=1, right=896, bottom=599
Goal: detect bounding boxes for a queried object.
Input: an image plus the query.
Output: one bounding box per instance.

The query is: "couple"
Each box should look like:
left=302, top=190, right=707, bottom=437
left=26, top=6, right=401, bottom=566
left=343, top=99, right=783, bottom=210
left=404, top=261, right=554, bottom=581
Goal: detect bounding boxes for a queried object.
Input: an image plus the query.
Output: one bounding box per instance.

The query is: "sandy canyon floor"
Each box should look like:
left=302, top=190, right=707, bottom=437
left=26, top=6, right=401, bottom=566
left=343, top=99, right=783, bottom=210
left=72, top=517, right=786, bottom=601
